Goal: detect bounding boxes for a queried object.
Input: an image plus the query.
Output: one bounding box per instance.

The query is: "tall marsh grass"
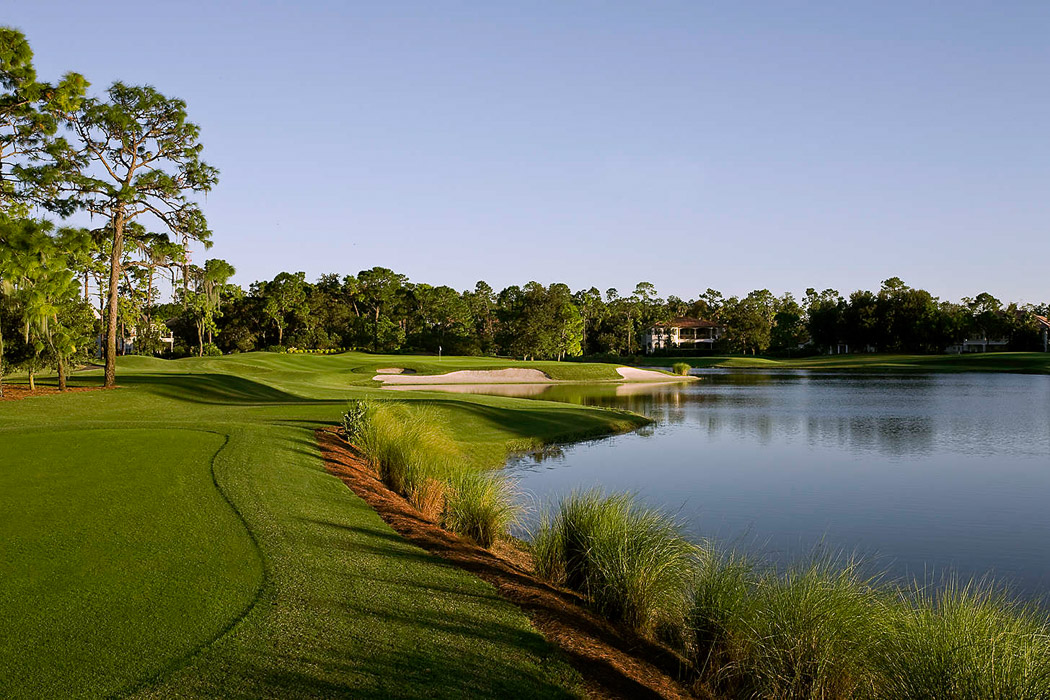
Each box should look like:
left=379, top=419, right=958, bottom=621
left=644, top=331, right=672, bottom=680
left=672, top=362, right=692, bottom=376
left=442, top=469, right=520, bottom=548
left=531, top=489, right=697, bottom=633
left=531, top=488, right=1050, bottom=698
left=874, top=579, right=1050, bottom=699
left=346, top=400, right=517, bottom=544
left=687, top=550, right=1050, bottom=699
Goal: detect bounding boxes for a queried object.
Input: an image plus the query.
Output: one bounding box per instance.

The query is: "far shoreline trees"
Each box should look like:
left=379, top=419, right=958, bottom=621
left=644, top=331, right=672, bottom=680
left=182, top=267, right=1045, bottom=362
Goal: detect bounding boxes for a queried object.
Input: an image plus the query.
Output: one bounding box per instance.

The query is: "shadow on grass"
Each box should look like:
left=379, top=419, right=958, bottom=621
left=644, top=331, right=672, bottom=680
left=116, top=373, right=342, bottom=407
left=243, top=641, right=578, bottom=700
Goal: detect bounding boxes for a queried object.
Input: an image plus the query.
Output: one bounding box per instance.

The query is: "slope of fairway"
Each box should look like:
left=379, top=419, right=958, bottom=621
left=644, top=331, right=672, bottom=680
left=0, top=429, right=263, bottom=699
left=1, top=353, right=648, bottom=698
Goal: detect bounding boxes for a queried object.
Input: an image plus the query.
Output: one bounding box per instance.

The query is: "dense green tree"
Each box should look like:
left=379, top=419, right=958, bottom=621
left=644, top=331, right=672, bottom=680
left=357, top=266, right=407, bottom=352
left=805, top=288, right=845, bottom=351
left=0, top=27, right=86, bottom=216
left=259, top=271, right=307, bottom=347
left=178, top=258, right=237, bottom=356
left=464, top=281, right=497, bottom=355
left=720, top=290, right=775, bottom=354
left=573, top=286, right=605, bottom=355
left=408, top=284, right=473, bottom=354
left=0, top=220, right=93, bottom=390
left=770, top=292, right=807, bottom=352
left=842, top=290, right=878, bottom=351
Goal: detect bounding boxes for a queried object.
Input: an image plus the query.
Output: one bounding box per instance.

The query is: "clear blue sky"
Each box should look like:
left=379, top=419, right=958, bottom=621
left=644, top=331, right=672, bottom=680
left=10, top=1, right=1050, bottom=303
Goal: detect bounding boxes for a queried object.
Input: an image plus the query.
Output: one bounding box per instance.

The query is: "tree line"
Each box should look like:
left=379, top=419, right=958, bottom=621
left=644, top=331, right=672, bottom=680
left=2, top=28, right=1047, bottom=396
left=171, top=269, right=1047, bottom=361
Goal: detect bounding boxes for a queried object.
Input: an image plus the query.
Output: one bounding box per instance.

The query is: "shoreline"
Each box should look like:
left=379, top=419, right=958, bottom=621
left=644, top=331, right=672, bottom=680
left=315, top=426, right=691, bottom=700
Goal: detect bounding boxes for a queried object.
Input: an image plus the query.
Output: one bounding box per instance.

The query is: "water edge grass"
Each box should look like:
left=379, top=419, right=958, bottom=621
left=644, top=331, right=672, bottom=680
left=530, top=489, right=698, bottom=635
left=349, top=399, right=521, bottom=546
left=526, top=488, right=1050, bottom=699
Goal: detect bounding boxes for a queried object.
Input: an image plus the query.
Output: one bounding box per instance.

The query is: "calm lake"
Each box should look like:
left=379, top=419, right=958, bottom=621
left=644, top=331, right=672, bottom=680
left=405, top=371, right=1050, bottom=594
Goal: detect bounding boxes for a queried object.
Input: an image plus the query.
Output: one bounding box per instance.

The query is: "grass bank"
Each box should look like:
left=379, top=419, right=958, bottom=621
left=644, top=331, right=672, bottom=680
left=0, top=352, right=647, bottom=698
left=626, top=351, right=1050, bottom=374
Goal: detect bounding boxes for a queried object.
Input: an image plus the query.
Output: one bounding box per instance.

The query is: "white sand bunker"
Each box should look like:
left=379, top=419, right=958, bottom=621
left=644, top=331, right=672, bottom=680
left=615, top=366, right=676, bottom=381
left=374, top=367, right=416, bottom=374
left=385, top=383, right=552, bottom=397
left=374, top=368, right=553, bottom=384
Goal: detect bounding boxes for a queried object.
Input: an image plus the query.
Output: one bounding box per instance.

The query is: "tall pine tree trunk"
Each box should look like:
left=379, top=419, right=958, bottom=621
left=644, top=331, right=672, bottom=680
left=146, top=268, right=154, bottom=351
left=105, top=212, right=125, bottom=387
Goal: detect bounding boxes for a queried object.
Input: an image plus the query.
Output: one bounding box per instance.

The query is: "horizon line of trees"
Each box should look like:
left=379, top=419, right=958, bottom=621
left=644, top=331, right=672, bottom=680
left=162, top=268, right=1047, bottom=361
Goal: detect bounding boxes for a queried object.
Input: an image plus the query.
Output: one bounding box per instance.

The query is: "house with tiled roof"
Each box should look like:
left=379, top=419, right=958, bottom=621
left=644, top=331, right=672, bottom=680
left=644, top=317, right=722, bottom=353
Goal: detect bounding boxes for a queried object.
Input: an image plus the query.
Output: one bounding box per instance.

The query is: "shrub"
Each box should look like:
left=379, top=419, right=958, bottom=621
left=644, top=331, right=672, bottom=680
left=672, top=362, right=691, bottom=376
left=442, top=469, right=519, bottom=548
left=341, top=400, right=370, bottom=445
left=201, top=342, right=222, bottom=356
left=532, top=490, right=697, bottom=634
left=264, top=344, right=287, bottom=353
left=874, top=579, right=1050, bottom=699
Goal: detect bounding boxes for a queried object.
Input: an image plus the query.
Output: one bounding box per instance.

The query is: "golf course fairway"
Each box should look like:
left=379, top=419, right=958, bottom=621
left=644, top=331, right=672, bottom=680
left=0, top=352, right=649, bottom=699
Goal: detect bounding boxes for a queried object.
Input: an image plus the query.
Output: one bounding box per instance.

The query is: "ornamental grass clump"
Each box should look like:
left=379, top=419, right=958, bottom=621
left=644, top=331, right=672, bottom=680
left=687, top=548, right=762, bottom=690
left=874, top=579, right=1050, bottom=699
left=742, top=555, right=886, bottom=700
left=441, top=468, right=520, bottom=549
left=532, top=490, right=698, bottom=634
left=352, top=401, right=458, bottom=519
left=672, top=362, right=691, bottom=376
left=350, top=400, right=516, bottom=542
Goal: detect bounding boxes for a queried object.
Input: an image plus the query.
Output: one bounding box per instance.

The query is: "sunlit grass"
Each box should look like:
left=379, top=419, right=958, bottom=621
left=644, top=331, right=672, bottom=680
left=351, top=400, right=518, bottom=546
left=875, top=579, right=1050, bottom=699
left=531, top=489, right=698, bottom=634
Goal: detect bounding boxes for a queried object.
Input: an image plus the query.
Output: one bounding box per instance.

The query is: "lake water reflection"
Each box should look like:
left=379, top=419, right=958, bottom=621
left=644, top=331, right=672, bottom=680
left=406, top=371, right=1050, bottom=594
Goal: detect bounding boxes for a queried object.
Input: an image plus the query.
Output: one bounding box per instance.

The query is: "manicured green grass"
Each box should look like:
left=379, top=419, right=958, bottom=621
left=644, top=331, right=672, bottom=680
left=632, top=352, right=1050, bottom=374
left=0, top=429, right=262, bottom=699
left=1, top=352, right=648, bottom=698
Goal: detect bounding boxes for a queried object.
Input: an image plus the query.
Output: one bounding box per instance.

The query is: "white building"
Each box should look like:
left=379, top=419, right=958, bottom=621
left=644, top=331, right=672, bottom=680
left=645, top=317, right=721, bottom=353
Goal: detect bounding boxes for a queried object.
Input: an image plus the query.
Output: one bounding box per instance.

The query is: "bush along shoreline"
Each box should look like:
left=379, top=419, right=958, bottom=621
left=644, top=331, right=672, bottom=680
left=344, top=400, right=519, bottom=548
left=342, top=401, right=1050, bottom=699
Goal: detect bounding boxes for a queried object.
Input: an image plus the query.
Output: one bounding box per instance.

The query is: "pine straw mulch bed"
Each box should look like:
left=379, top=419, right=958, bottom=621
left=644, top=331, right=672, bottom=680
left=316, top=427, right=695, bottom=700
left=0, top=384, right=105, bottom=401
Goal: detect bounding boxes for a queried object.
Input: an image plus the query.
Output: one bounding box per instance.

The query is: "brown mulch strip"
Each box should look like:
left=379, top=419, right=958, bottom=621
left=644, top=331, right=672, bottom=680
left=316, top=427, right=694, bottom=700
left=0, top=384, right=105, bottom=401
